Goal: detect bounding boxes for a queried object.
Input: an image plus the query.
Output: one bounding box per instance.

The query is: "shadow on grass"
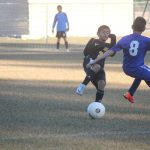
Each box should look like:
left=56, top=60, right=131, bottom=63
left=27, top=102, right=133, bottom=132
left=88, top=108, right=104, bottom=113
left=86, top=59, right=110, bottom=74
left=0, top=46, right=150, bottom=149
left=0, top=79, right=150, bottom=138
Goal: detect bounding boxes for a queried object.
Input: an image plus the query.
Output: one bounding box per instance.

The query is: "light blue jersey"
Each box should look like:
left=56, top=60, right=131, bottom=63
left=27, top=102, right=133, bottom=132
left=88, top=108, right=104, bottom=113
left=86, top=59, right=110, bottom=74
left=52, top=12, right=69, bottom=32
left=111, top=33, right=150, bottom=80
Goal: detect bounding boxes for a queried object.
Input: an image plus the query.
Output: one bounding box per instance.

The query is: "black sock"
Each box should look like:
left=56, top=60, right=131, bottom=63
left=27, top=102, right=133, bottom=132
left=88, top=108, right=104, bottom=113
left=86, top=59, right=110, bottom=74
left=95, top=89, right=104, bottom=102
left=65, top=41, right=68, bottom=49
left=82, top=76, right=90, bottom=85
left=57, top=42, right=59, bottom=49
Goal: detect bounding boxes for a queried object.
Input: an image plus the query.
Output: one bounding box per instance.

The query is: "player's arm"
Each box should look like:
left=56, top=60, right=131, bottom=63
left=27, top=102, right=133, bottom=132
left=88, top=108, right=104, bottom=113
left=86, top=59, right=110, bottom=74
left=108, top=34, right=116, bottom=57
left=64, top=13, right=69, bottom=31
left=88, top=39, right=123, bottom=67
left=103, top=34, right=116, bottom=57
left=52, top=15, right=57, bottom=32
left=87, top=49, right=115, bottom=67
left=109, top=34, right=116, bottom=47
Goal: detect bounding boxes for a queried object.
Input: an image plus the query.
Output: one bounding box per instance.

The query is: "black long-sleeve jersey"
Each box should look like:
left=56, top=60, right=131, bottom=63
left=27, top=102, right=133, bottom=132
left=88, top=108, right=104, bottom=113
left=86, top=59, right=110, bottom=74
left=83, top=34, right=116, bottom=68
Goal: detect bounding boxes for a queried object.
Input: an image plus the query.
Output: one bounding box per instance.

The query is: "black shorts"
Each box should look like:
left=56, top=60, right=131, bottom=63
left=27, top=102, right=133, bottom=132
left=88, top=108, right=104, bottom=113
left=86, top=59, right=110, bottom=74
left=91, top=70, right=106, bottom=88
left=83, top=56, right=106, bottom=87
left=56, top=31, right=66, bottom=38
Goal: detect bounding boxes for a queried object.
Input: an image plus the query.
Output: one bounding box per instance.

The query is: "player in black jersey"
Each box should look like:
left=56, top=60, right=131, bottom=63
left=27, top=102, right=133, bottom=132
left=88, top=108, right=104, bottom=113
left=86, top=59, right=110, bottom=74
left=75, top=25, right=116, bottom=102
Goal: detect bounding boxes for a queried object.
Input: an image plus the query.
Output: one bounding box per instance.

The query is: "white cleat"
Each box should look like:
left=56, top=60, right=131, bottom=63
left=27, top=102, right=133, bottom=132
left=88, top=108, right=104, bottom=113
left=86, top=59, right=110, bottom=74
left=75, top=84, right=86, bottom=96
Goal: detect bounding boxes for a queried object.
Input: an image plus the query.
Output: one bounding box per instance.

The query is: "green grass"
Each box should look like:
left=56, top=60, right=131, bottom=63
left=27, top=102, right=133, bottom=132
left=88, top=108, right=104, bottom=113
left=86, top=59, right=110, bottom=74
left=0, top=46, right=150, bottom=150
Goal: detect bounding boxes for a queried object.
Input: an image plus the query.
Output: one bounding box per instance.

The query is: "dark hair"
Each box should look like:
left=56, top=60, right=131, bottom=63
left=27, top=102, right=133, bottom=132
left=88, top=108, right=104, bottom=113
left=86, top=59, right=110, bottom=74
left=132, top=17, right=146, bottom=32
left=97, top=25, right=110, bottom=35
left=57, top=5, right=62, bottom=9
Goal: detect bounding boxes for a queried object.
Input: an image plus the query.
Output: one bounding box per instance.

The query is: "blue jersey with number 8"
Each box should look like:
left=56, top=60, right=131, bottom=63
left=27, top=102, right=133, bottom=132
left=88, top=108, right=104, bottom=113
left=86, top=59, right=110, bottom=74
left=111, top=33, right=150, bottom=70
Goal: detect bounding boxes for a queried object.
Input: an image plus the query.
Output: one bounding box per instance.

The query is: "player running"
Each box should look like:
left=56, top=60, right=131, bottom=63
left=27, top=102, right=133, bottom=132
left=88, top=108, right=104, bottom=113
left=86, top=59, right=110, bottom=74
left=87, top=17, right=150, bottom=103
left=76, top=25, right=116, bottom=102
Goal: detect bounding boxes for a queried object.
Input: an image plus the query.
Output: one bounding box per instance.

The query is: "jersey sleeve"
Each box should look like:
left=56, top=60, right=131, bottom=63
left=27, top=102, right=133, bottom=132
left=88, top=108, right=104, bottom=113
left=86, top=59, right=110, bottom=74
left=52, top=14, right=57, bottom=29
left=64, top=13, right=69, bottom=29
left=110, top=38, right=123, bottom=52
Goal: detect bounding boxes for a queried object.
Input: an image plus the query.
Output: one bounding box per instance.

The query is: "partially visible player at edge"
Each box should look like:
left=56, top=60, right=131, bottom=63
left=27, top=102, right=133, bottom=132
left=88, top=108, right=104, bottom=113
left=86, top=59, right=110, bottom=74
left=76, top=25, right=116, bottom=103
left=87, top=17, right=150, bottom=103
left=52, top=5, right=69, bottom=52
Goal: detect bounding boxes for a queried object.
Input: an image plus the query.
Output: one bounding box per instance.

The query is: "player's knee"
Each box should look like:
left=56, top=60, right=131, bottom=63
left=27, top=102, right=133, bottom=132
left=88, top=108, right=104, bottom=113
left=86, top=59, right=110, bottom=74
left=97, top=80, right=106, bottom=90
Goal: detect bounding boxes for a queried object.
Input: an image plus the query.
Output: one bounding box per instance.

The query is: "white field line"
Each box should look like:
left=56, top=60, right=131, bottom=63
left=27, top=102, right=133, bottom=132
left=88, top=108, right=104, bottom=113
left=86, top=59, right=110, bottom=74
left=0, top=130, right=150, bottom=141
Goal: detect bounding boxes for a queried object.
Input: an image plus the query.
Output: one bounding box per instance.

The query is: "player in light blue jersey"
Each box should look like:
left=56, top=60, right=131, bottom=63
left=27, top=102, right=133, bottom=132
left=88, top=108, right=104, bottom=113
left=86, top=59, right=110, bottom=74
left=52, top=5, right=69, bottom=52
left=87, top=17, right=150, bottom=103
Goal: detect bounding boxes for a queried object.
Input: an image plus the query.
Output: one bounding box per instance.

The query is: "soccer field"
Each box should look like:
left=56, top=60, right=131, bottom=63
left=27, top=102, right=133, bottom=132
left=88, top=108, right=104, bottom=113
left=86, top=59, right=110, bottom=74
left=0, top=46, right=150, bottom=150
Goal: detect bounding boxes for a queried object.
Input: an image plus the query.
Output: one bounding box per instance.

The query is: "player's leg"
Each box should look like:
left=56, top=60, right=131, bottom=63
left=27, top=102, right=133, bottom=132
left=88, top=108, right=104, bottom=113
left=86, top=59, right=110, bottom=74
left=92, top=70, right=106, bottom=103
left=123, top=79, right=141, bottom=103
left=76, top=56, right=96, bottom=96
left=95, top=80, right=106, bottom=103
left=56, top=32, right=61, bottom=50
left=75, top=67, right=95, bottom=96
left=124, top=65, right=150, bottom=103
left=125, top=65, right=150, bottom=81
left=62, top=32, right=69, bottom=52
left=142, top=65, right=150, bottom=87
left=57, top=38, right=61, bottom=50
left=75, top=75, right=90, bottom=96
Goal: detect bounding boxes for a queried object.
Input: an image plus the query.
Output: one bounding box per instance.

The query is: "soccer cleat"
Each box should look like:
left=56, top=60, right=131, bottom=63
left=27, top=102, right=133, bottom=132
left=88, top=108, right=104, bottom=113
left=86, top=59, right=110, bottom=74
left=123, top=92, right=135, bottom=103
left=75, top=84, right=86, bottom=96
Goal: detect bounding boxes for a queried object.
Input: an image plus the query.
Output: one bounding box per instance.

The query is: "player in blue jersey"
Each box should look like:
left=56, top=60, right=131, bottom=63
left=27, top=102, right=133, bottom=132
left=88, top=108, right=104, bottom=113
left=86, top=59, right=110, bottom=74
left=87, top=17, right=150, bottom=103
left=52, top=5, right=69, bottom=52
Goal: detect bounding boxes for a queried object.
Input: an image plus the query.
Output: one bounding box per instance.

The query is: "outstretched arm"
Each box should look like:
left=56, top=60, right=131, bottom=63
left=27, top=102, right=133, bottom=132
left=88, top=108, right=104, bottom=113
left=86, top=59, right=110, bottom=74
left=87, top=49, right=115, bottom=67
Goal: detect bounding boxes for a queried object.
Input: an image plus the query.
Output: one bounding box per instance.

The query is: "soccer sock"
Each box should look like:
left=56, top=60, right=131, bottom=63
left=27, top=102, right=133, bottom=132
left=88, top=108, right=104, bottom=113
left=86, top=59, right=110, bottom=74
left=128, top=79, right=141, bottom=95
left=65, top=41, right=68, bottom=49
left=57, top=42, right=59, bottom=49
left=82, top=76, right=90, bottom=85
left=95, top=89, right=104, bottom=102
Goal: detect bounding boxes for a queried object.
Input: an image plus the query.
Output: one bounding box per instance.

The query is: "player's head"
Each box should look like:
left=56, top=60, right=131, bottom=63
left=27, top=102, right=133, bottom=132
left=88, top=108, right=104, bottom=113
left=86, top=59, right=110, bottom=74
left=57, top=5, right=62, bottom=12
left=97, top=25, right=111, bottom=42
left=132, top=17, right=146, bottom=32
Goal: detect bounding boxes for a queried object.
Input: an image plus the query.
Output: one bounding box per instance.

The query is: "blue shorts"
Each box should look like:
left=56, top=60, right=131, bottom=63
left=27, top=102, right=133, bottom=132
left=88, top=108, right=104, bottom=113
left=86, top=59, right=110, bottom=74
left=123, top=65, right=150, bottom=82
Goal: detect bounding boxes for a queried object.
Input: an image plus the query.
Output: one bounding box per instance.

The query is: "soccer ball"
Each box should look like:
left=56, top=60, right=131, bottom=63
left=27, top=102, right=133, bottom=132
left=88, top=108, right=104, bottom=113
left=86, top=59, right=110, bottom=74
left=87, top=102, right=105, bottom=119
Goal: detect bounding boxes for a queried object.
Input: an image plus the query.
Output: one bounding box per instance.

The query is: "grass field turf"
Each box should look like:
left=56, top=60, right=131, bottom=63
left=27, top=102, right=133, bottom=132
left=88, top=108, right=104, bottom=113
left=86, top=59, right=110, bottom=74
left=0, top=46, right=150, bottom=150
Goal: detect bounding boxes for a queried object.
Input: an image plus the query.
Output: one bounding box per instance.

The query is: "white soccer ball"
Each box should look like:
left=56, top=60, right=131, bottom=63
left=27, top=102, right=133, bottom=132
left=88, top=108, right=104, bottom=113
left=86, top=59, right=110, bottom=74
left=87, top=102, right=105, bottom=119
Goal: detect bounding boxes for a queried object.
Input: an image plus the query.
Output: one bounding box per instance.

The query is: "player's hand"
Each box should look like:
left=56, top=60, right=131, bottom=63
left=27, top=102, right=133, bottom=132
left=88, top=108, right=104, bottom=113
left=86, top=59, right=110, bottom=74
left=89, top=59, right=95, bottom=65
left=52, top=29, right=54, bottom=33
left=86, top=63, right=91, bottom=69
left=86, top=59, right=95, bottom=68
left=66, top=28, right=69, bottom=32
